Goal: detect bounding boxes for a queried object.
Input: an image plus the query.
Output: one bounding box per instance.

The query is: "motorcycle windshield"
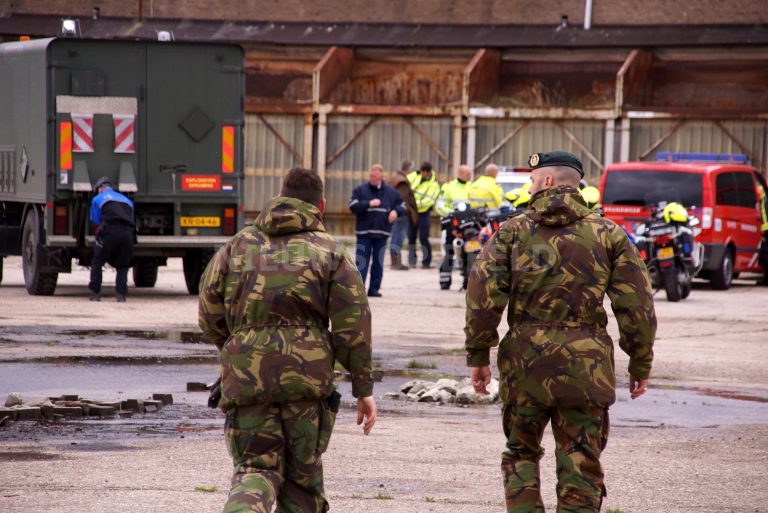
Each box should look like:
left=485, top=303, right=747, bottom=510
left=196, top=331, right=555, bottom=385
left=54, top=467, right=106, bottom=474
left=603, top=171, right=703, bottom=208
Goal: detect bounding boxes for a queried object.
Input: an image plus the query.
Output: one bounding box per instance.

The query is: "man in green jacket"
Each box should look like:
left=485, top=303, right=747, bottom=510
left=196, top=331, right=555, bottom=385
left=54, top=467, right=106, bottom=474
left=465, top=151, right=656, bottom=513
left=199, top=167, right=377, bottom=513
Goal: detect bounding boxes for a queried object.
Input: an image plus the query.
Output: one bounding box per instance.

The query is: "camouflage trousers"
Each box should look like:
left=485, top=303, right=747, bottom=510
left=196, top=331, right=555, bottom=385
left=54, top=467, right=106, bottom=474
left=501, top=404, right=609, bottom=513
left=223, top=395, right=338, bottom=513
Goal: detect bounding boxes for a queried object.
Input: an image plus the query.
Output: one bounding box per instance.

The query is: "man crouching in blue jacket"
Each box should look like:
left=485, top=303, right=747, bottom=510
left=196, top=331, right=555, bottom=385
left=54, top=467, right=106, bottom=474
left=349, top=164, right=406, bottom=297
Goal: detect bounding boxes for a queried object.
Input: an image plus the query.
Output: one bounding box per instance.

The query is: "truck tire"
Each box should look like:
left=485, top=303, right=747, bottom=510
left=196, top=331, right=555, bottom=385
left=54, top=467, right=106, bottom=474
left=183, top=251, right=213, bottom=295
left=662, top=266, right=682, bottom=302
left=132, top=259, right=158, bottom=288
left=22, top=211, right=58, bottom=295
left=709, top=249, right=733, bottom=290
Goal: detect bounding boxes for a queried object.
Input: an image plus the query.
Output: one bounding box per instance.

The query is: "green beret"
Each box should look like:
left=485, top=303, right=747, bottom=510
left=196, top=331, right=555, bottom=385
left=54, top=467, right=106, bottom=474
left=527, top=151, right=584, bottom=178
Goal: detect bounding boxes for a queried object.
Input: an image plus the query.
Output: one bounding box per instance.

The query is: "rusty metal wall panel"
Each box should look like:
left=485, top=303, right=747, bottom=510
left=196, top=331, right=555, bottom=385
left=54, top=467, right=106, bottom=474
left=243, top=113, right=305, bottom=212
left=324, top=115, right=453, bottom=214
left=630, top=120, right=767, bottom=169
left=475, top=119, right=605, bottom=182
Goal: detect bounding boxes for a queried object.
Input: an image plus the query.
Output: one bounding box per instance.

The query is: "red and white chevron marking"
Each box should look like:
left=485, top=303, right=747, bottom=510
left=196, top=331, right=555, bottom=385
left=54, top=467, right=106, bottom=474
left=113, top=114, right=135, bottom=154
left=71, top=114, right=94, bottom=153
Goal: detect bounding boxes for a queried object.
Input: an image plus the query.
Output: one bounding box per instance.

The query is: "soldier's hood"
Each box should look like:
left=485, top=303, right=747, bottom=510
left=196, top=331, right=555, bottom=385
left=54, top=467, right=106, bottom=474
left=527, top=185, right=592, bottom=226
left=255, top=196, right=326, bottom=235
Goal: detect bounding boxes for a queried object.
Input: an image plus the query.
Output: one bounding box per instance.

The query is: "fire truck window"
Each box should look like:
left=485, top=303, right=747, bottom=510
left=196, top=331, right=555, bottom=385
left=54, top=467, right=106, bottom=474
left=734, top=172, right=757, bottom=208
left=715, top=173, right=740, bottom=206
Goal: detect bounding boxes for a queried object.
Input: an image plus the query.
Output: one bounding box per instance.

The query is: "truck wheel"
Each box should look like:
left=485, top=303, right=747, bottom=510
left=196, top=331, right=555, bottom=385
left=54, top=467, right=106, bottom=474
left=709, top=249, right=733, bottom=290
left=132, top=259, right=159, bottom=287
left=183, top=251, right=213, bottom=295
left=662, top=266, right=682, bottom=302
left=22, top=212, right=58, bottom=295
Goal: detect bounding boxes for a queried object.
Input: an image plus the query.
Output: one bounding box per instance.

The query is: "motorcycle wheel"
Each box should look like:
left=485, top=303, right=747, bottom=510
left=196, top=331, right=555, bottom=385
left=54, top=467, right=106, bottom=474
left=662, top=265, right=683, bottom=302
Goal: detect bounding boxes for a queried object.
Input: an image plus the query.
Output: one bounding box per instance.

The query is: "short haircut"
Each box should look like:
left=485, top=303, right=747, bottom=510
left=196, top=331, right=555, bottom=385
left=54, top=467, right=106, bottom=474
left=401, top=160, right=414, bottom=172
left=281, top=168, right=324, bottom=206
left=543, top=165, right=582, bottom=187
left=420, top=161, right=433, bottom=172
left=371, top=163, right=384, bottom=173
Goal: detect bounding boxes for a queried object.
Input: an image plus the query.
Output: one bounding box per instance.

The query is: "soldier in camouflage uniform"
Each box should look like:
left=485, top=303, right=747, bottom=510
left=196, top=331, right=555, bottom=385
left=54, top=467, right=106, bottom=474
left=464, top=151, right=656, bottom=513
left=199, top=168, right=377, bottom=513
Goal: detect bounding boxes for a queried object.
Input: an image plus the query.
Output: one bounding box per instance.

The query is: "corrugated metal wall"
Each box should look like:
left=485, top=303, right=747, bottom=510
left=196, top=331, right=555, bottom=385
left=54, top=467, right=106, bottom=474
left=324, top=115, right=453, bottom=213
left=474, top=119, right=606, bottom=183
left=630, top=120, right=767, bottom=169
left=243, top=113, right=305, bottom=212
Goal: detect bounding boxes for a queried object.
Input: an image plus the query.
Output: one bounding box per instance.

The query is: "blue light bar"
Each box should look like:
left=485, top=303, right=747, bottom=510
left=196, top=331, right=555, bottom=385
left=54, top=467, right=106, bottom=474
left=656, top=152, right=749, bottom=164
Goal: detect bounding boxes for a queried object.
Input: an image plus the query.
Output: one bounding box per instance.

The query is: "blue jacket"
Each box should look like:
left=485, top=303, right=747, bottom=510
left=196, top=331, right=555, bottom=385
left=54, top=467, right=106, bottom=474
left=348, top=181, right=406, bottom=239
left=90, top=188, right=134, bottom=226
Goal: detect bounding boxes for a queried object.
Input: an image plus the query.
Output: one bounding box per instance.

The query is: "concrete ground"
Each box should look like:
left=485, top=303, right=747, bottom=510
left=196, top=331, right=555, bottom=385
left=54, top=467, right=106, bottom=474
left=1, top=254, right=767, bottom=513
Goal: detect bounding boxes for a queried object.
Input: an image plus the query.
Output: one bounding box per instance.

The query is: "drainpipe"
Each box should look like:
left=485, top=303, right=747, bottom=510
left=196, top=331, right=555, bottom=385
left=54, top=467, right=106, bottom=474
left=584, top=0, right=593, bottom=30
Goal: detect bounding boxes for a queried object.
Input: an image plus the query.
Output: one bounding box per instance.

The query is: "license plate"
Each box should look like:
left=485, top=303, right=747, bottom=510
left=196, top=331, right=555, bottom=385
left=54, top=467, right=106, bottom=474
left=464, top=239, right=481, bottom=252
left=657, top=246, right=674, bottom=259
left=180, top=216, right=220, bottom=228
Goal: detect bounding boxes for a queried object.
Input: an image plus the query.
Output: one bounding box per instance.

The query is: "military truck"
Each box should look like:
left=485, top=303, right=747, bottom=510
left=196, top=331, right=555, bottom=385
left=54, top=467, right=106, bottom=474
left=0, top=37, right=244, bottom=295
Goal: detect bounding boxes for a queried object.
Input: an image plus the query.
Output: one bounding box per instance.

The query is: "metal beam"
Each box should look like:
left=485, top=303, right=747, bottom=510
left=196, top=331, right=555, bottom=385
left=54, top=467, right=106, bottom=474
left=555, top=121, right=605, bottom=172
left=313, top=46, right=355, bottom=107
left=403, top=117, right=452, bottom=168
left=463, top=49, right=501, bottom=112
left=616, top=50, right=654, bottom=115
left=303, top=113, right=314, bottom=169
left=474, top=121, right=529, bottom=171
left=715, top=120, right=758, bottom=168
left=638, top=120, right=685, bottom=161
left=256, top=114, right=303, bottom=165
left=325, top=117, right=378, bottom=167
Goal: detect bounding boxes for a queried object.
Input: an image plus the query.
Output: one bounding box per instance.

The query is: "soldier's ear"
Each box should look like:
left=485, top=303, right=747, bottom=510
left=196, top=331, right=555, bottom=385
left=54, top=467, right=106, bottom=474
left=319, top=197, right=326, bottom=214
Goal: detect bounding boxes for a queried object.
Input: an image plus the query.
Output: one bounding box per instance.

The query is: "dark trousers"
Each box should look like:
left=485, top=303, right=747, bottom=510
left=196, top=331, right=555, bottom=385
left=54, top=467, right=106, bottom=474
left=408, top=211, right=432, bottom=267
left=89, top=224, right=134, bottom=297
left=355, top=237, right=387, bottom=294
left=760, top=233, right=768, bottom=284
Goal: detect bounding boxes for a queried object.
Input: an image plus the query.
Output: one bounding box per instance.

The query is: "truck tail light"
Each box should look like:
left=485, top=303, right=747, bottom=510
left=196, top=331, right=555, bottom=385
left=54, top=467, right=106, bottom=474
left=223, top=207, right=236, bottom=235
left=702, top=207, right=713, bottom=229
left=54, top=204, right=69, bottom=235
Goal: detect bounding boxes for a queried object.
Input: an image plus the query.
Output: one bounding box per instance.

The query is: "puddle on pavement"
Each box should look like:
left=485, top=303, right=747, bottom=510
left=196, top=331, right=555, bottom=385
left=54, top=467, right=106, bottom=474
left=0, top=452, right=63, bottom=462
left=66, top=329, right=209, bottom=344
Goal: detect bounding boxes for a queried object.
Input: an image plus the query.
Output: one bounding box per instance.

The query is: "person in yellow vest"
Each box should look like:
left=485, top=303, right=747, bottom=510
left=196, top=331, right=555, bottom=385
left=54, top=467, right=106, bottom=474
left=505, top=182, right=532, bottom=211
left=758, top=185, right=768, bottom=286
left=436, top=165, right=473, bottom=289
left=580, top=185, right=602, bottom=212
left=407, top=162, right=441, bottom=268
left=467, top=164, right=504, bottom=210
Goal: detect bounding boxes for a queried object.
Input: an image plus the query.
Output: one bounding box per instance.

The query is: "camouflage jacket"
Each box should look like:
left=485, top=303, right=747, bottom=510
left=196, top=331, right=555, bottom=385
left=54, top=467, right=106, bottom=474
left=199, top=196, right=373, bottom=409
left=465, top=185, right=656, bottom=407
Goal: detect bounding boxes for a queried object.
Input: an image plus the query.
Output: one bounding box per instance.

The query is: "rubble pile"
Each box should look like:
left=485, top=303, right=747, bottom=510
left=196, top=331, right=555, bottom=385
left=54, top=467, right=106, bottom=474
left=385, top=378, right=500, bottom=405
left=0, top=392, right=174, bottom=426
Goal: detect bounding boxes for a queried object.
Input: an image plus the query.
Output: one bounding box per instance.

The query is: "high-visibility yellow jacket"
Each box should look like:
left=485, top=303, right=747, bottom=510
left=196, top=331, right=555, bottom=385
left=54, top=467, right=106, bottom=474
left=760, top=188, right=768, bottom=233
left=407, top=171, right=440, bottom=214
left=435, top=178, right=472, bottom=217
left=467, top=175, right=504, bottom=209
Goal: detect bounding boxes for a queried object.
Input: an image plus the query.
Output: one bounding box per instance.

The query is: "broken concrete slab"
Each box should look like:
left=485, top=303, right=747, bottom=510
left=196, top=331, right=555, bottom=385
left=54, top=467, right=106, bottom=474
left=122, top=399, right=145, bottom=412
left=187, top=382, right=208, bottom=392
left=15, top=407, right=41, bottom=420
left=153, top=393, right=173, bottom=405
left=5, top=392, right=23, bottom=407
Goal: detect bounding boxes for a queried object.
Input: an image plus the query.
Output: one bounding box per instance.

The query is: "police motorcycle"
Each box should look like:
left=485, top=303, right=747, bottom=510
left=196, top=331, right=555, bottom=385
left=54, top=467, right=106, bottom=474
left=632, top=201, right=703, bottom=302
left=441, top=200, right=486, bottom=290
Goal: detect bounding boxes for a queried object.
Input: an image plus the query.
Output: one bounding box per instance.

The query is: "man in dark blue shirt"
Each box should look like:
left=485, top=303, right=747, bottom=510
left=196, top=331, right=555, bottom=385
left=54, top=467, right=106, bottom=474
left=89, top=176, right=135, bottom=302
left=348, top=164, right=406, bottom=297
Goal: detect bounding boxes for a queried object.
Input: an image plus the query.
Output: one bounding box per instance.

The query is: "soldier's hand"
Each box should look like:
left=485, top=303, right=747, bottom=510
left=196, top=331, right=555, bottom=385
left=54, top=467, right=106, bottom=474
left=387, top=210, right=398, bottom=224
left=629, top=376, right=649, bottom=399
left=471, top=366, right=492, bottom=395
left=369, top=199, right=382, bottom=208
left=356, top=396, right=377, bottom=435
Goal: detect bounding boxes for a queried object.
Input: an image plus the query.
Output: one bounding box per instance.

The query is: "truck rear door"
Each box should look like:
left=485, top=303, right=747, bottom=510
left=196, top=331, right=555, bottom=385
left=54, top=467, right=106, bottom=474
left=144, top=43, right=243, bottom=236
